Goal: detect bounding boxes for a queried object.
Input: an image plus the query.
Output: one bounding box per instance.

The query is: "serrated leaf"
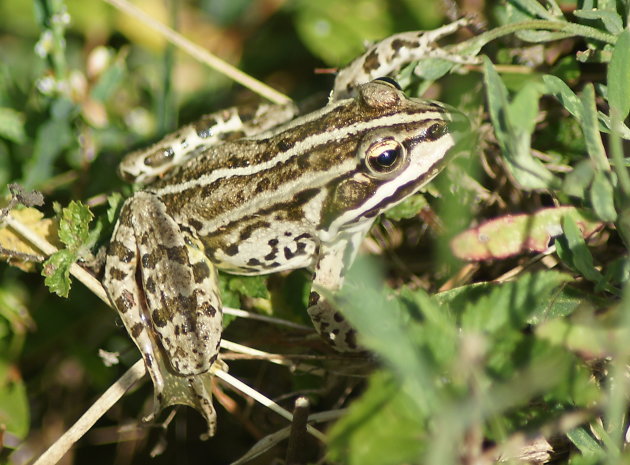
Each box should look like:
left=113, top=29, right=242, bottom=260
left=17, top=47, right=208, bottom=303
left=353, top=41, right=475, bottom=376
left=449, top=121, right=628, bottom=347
left=607, top=29, right=630, bottom=121
left=590, top=170, right=617, bottom=222
left=0, top=107, right=26, bottom=143
left=456, top=271, right=572, bottom=333
left=58, top=201, right=93, bottom=250
left=42, top=249, right=75, bottom=298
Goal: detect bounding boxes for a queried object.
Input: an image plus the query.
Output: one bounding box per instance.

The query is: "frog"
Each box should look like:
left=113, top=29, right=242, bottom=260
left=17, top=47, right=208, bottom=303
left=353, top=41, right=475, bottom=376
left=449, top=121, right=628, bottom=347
left=103, top=20, right=470, bottom=437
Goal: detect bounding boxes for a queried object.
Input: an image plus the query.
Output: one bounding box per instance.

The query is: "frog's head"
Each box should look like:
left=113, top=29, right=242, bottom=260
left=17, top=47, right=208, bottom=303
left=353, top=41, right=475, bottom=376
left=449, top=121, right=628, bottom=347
left=320, top=78, right=469, bottom=237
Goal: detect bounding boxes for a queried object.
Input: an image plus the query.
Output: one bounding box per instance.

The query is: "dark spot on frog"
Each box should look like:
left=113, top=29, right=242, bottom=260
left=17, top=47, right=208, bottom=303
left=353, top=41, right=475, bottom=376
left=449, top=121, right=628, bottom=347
left=247, top=258, right=261, bottom=266
left=264, top=251, right=277, bottom=261
left=333, top=312, right=345, bottom=322
left=268, top=238, right=279, bottom=247
left=109, top=241, right=134, bottom=263
left=284, top=231, right=292, bottom=237
left=139, top=233, right=150, bottom=246
left=284, top=247, right=295, bottom=260
left=131, top=323, right=144, bottom=338
left=166, top=245, right=188, bottom=265
left=192, top=261, right=211, bottom=283
left=277, top=140, right=293, bottom=151
left=188, top=218, right=203, bottom=231
left=152, top=308, right=169, bottom=328
left=255, top=178, right=270, bottom=193
left=145, top=276, right=156, bottom=294
left=297, top=156, right=311, bottom=171
left=115, top=290, right=135, bottom=313
left=108, top=267, right=127, bottom=281
left=362, top=49, right=381, bottom=73
left=391, top=38, right=419, bottom=51
left=345, top=331, right=357, bottom=349
left=200, top=302, right=217, bottom=317
left=224, top=243, right=239, bottom=256
left=142, top=251, right=158, bottom=269
left=308, top=291, right=320, bottom=306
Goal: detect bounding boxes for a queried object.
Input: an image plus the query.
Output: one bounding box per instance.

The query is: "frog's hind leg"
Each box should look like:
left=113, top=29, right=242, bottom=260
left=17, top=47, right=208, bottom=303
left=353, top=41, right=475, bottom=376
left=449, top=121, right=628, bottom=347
left=104, top=192, right=223, bottom=437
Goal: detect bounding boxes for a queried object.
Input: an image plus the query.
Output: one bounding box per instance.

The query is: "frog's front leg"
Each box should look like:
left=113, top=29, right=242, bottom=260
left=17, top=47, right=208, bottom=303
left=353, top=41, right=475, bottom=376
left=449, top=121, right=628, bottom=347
left=104, top=192, right=223, bottom=437
left=307, top=232, right=367, bottom=352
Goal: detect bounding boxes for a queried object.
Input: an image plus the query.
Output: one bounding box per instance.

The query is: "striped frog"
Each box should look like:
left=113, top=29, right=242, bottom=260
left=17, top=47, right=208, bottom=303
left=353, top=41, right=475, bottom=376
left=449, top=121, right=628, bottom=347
left=104, top=20, right=469, bottom=437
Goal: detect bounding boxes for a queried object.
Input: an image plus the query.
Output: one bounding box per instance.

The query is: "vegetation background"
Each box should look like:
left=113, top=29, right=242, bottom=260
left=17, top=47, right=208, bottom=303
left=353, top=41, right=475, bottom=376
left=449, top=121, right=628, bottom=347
left=0, top=0, right=629, bottom=464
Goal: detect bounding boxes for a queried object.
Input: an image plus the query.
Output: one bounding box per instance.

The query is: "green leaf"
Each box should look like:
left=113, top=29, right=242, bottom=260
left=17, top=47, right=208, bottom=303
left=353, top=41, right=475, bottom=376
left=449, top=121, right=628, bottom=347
left=557, top=215, right=605, bottom=287
left=385, top=194, right=428, bottom=220
left=292, top=0, right=392, bottom=65
left=42, top=249, right=75, bottom=298
left=227, top=275, right=269, bottom=299
left=562, top=160, right=594, bottom=199
left=455, top=271, right=572, bottom=333
left=90, top=57, right=125, bottom=102
left=58, top=201, right=94, bottom=250
left=590, top=170, right=617, bottom=222
left=328, top=371, right=426, bottom=465
left=542, top=75, right=584, bottom=121
left=339, top=258, right=438, bottom=412
left=567, top=427, right=605, bottom=458
left=508, top=81, right=542, bottom=134
left=508, top=0, right=563, bottom=20
left=414, top=58, right=454, bottom=81
left=450, top=207, right=602, bottom=261
left=483, top=57, right=557, bottom=190
left=0, top=360, right=30, bottom=439
left=607, top=29, right=630, bottom=121
left=580, top=84, right=610, bottom=171
left=0, top=107, right=26, bottom=143
left=23, top=117, right=73, bottom=188
left=573, top=8, right=623, bottom=34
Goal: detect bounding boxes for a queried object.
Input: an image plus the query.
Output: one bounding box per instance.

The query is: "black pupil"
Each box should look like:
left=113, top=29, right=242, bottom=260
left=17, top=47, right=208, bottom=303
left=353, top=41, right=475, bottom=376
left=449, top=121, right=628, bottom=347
left=376, top=148, right=399, bottom=167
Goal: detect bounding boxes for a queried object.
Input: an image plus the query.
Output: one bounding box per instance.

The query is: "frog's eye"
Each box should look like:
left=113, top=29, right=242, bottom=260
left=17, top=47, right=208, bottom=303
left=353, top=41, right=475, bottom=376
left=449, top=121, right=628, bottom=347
left=364, top=137, right=407, bottom=178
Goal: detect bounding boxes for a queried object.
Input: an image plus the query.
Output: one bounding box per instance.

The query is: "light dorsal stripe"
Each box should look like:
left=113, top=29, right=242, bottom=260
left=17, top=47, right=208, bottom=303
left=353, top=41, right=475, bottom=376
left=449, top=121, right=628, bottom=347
left=152, top=109, right=445, bottom=197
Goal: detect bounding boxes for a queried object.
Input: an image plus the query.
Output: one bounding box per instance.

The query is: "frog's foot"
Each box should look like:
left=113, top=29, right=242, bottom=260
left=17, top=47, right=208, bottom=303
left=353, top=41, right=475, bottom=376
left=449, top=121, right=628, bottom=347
left=144, top=356, right=228, bottom=439
left=307, top=294, right=359, bottom=353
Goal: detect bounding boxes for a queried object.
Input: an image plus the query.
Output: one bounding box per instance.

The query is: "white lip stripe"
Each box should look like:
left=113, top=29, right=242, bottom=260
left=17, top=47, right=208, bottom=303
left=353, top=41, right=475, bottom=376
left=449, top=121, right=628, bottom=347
left=153, top=110, right=446, bottom=197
